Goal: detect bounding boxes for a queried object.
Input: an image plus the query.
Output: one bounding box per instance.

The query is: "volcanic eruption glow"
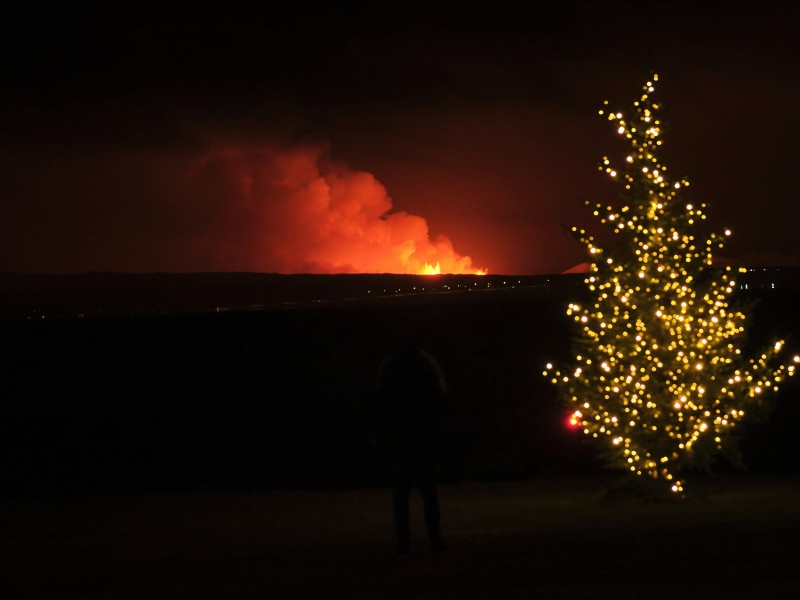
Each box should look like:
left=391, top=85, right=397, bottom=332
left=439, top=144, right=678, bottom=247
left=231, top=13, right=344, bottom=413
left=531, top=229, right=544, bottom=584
left=185, top=143, right=486, bottom=275
left=0, top=139, right=486, bottom=275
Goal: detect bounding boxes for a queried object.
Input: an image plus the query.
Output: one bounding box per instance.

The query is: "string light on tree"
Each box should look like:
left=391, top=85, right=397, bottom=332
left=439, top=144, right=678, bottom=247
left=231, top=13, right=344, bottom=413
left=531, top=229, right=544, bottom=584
left=544, top=74, right=798, bottom=495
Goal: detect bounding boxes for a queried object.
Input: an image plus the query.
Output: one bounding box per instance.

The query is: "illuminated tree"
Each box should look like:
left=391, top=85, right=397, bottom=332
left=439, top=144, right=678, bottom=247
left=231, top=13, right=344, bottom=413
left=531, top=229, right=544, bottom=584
left=545, top=74, right=799, bottom=495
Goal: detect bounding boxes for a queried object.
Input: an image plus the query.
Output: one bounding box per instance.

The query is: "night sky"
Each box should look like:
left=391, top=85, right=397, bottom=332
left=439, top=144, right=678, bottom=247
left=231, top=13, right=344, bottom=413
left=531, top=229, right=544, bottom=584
left=2, top=1, right=798, bottom=275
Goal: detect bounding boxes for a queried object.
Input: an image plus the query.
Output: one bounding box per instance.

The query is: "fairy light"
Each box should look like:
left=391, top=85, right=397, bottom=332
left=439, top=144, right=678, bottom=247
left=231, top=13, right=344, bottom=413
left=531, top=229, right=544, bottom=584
left=545, top=74, right=796, bottom=495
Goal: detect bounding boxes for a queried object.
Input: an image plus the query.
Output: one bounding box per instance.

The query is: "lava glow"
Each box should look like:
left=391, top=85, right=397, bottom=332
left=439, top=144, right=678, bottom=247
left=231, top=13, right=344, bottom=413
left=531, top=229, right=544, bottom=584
left=420, top=262, right=486, bottom=275
left=184, top=143, right=487, bottom=275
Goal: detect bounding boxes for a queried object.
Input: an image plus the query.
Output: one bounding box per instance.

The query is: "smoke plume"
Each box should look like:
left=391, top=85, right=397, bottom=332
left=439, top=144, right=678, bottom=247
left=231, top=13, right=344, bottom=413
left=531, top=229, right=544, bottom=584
left=0, top=141, right=485, bottom=274
left=186, top=143, right=483, bottom=274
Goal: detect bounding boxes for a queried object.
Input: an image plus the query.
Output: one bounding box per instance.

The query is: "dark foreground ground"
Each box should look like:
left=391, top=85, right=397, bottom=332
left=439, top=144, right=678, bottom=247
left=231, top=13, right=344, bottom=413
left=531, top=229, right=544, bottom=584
left=3, top=277, right=800, bottom=597
left=3, top=474, right=799, bottom=599
left=4, top=283, right=800, bottom=496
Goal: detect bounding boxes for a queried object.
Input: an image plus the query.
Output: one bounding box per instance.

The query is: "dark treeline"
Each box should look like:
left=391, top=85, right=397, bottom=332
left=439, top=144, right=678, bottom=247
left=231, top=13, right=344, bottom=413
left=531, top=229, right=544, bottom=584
left=2, top=287, right=799, bottom=497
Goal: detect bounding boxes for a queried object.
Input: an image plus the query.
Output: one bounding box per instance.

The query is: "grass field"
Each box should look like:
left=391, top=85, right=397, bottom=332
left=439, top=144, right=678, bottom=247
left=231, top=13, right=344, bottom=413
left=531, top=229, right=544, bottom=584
left=3, top=473, right=799, bottom=599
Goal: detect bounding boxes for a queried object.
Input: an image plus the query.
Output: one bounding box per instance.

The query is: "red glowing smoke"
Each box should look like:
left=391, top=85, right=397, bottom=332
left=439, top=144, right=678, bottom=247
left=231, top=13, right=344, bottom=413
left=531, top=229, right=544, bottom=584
left=185, top=143, right=484, bottom=274
left=0, top=141, right=486, bottom=274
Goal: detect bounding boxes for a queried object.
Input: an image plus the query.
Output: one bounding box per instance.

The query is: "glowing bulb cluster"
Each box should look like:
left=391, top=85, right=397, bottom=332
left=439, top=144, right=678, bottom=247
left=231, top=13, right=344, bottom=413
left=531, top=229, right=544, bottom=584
left=547, top=75, right=797, bottom=495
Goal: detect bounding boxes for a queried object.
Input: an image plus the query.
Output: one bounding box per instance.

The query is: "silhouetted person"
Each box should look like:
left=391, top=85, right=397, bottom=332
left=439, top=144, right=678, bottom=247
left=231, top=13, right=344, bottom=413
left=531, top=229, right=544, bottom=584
left=374, top=340, right=448, bottom=555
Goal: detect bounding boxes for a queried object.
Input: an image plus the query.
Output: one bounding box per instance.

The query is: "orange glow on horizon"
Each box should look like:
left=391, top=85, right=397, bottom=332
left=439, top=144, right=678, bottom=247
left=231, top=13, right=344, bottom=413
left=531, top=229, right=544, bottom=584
left=420, top=262, right=441, bottom=275
left=418, top=262, right=487, bottom=275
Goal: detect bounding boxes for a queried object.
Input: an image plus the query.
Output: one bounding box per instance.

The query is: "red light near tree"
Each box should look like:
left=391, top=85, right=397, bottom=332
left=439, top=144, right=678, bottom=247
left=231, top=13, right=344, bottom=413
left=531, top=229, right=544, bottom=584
left=566, top=411, right=582, bottom=430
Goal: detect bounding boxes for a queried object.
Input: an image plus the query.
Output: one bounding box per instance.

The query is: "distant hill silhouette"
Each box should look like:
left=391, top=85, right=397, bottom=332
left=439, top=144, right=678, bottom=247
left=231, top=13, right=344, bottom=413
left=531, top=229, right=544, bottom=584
left=0, top=272, right=566, bottom=319
left=1, top=269, right=798, bottom=320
